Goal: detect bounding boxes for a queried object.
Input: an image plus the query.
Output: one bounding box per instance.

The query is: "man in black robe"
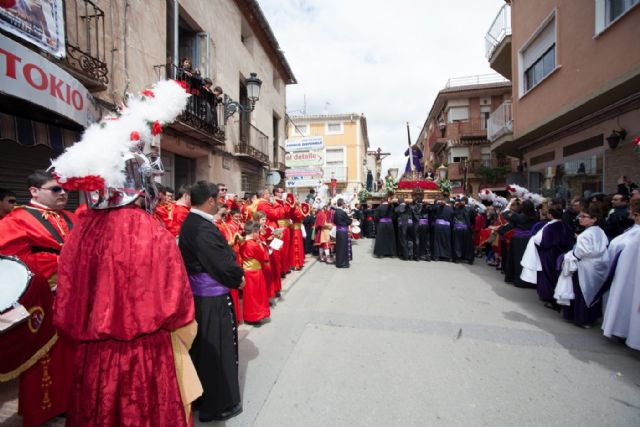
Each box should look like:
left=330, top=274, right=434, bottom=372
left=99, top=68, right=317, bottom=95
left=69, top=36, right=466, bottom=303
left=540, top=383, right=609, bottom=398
left=334, top=199, right=352, bottom=268
left=395, top=198, right=416, bottom=260
left=373, top=197, right=396, bottom=257
left=411, top=188, right=431, bottom=261
left=303, top=208, right=316, bottom=254
left=431, top=196, right=454, bottom=261
left=364, top=203, right=376, bottom=238
left=178, top=181, right=245, bottom=422
left=452, top=197, right=475, bottom=264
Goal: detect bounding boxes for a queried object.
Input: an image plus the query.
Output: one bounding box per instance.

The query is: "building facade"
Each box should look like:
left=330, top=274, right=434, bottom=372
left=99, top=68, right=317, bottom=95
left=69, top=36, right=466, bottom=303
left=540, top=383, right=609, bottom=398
left=0, top=0, right=295, bottom=204
left=286, top=114, right=369, bottom=195
left=486, top=0, right=640, bottom=198
left=416, top=75, right=516, bottom=195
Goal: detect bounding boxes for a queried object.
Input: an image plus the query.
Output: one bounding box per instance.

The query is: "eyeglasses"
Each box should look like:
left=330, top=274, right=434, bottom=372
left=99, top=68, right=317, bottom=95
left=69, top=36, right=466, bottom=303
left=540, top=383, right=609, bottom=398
left=40, top=186, right=64, bottom=194
left=577, top=214, right=593, bottom=219
left=219, top=188, right=227, bottom=192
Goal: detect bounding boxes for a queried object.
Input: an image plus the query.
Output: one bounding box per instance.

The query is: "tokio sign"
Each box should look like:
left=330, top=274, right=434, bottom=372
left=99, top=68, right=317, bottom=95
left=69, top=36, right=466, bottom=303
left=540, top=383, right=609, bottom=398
left=285, top=136, right=324, bottom=152
left=285, top=150, right=324, bottom=167
left=0, top=33, right=97, bottom=127
left=285, top=168, right=323, bottom=178
left=285, top=178, right=323, bottom=188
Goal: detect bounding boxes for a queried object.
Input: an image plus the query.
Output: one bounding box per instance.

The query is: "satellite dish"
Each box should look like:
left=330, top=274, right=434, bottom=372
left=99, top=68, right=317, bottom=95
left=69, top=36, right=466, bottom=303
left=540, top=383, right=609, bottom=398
left=266, top=170, right=281, bottom=186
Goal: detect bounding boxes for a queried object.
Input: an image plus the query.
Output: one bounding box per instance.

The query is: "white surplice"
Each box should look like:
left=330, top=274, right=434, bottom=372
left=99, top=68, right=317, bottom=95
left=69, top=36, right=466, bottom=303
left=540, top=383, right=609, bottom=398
left=520, top=220, right=558, bottom=285
left=602, top=224, right=640, bottom=345
left=554, top=226, right=609, bottom=307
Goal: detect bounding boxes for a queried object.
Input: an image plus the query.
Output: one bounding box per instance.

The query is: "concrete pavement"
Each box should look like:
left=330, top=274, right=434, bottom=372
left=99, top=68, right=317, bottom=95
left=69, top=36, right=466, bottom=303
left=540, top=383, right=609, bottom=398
left=213, top=239, right=640, bottom=426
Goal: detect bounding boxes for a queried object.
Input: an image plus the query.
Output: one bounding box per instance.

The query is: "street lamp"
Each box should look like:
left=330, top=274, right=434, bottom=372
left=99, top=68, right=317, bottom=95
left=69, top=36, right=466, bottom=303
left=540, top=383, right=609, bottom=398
left=223, top=72, right=263, bottom=124
left=437, top=164, right=447, bottom=180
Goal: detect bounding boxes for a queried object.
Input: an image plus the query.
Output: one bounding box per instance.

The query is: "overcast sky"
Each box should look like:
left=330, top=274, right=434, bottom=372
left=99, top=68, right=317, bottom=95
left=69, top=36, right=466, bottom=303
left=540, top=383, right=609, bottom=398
left=258, top=0, right=506, bottom=174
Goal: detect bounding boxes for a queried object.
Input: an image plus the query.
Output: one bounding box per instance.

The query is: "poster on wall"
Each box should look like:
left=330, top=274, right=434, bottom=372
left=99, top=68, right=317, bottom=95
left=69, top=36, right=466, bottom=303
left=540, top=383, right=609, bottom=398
left=0, top=0, right=66, bottom=58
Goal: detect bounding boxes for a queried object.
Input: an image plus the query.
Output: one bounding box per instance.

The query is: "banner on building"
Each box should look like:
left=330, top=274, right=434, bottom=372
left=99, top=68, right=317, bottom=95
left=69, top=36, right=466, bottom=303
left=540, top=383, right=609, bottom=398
left=285, top=136, right=324, bottom=152
left=285, top=150, right=324, bottom=167
left=0, top=33, right=98, bottom=127
left=285, top=168, right=323, bottom=178
left=0, top=0, right=66, bottom=58
left=285, top=178, right=323, bottom=188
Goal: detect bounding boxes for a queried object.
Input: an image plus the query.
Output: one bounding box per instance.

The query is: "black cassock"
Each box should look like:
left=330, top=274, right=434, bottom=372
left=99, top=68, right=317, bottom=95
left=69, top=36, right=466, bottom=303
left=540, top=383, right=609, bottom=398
left=452, top=205, right=475, bottom=264
left=333, top=208, right=352, bottom=267
left=413, top=202, right=431, bottom=261
left=364, top=208, right=377, bottom=238
left=178, top=213, right=244, bottom=416
left=395, top=203, right=417, bottom=260
left=373, top=203, right=396, bottom=257
left=503, top=210, right=536, bottom=286
left=432, top=204, right=454, bottom=260
left=303, top=214, right=316, bottom=254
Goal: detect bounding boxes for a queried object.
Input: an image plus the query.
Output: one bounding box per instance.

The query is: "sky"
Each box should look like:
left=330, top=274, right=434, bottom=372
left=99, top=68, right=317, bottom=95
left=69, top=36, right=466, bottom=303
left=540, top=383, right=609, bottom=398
left=258, top=0, right=506, bottom=174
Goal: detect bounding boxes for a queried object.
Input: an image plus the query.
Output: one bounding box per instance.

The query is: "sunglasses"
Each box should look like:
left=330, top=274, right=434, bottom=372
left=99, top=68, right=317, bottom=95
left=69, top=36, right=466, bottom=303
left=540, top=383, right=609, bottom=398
left=7, top=199, right=17, bottom=204
left=41, top=186, right=64, bottom=194
left=219, top=188, right=227, bottom=191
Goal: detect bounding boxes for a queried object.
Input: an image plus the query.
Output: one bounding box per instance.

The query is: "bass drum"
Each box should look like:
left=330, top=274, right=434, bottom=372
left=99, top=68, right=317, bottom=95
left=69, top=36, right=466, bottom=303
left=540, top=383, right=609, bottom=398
left=351, top=226, right=361, bottom=240
left=0, top=255, right=32, bottom=314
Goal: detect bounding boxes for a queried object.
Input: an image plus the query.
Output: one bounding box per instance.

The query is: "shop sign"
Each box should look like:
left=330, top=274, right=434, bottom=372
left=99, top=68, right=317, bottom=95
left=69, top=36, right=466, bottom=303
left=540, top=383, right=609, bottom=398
left=285, top=150, right=324, bottom=167
left=285, top=136, right=324, bottom=152
left=285, top=178, right=323, bottom=188
left=0, top=33, right=97, bottom=127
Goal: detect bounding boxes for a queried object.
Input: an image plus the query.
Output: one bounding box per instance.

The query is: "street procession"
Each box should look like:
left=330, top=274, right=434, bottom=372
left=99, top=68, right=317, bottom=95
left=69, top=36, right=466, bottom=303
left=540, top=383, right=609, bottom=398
left=1, top=0, right=640, bottom=426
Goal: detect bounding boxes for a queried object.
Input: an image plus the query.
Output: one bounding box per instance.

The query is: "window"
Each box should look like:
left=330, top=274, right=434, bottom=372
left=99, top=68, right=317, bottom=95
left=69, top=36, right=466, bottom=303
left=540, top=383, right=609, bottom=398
left=325, top=147, right=346, bottom=180
left=447, top=106, right=469, bottom=123
left=480, top=106, right=491, bottom=130
left=595, top=0, right=639, bottom=33
left=519, top=13, right=556, bottom=95
left=325, top=122, right=343, bottom=134
left=291, top=123, right=309, bottom=137
left=448, top=146, right=469, bottom=164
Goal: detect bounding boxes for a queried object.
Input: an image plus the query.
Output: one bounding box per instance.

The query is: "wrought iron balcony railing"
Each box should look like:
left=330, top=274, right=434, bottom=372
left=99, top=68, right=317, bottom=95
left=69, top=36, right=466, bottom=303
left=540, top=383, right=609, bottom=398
left=236, top=123, right=269, bottom=164
left=159, top=63, right=225, bottom=144
left=61, top=0, right=108, bottom=89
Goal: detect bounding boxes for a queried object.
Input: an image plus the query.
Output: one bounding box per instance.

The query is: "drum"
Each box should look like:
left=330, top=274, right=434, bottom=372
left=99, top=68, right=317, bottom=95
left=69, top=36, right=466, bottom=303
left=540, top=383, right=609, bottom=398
left=0, top=255, right=32, bottom=314
left=351, top=219, right=361, bottom=227
left=351, top=226, right=361, bottom=240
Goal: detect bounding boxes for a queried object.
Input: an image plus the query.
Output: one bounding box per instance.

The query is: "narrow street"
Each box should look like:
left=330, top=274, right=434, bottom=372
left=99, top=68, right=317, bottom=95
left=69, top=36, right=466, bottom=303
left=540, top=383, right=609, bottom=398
left=219, top=240, right=640, bottom=426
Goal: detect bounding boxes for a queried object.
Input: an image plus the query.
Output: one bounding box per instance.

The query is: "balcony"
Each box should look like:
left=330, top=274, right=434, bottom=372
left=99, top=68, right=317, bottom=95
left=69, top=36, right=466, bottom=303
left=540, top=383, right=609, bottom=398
left=272, top=145, right=286, bottom=172
left=59, top=0, right=109, bottom=91
left=323, top=166, right=348, bottom=182
left=449, top=158, right=513, bottom=182
left=235, top=123, right=270, bottom=165
left=485, top=4, right=512, bottom=79
left=159, top=64, right=225, bottom=145
left=445, top=74, right=509, bottom=89
left=488, top=101, right=513, bottom=143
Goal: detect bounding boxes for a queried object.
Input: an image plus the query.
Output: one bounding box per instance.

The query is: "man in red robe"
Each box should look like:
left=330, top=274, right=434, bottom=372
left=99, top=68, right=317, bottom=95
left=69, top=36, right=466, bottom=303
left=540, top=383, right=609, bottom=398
left=289, top=199, right=306, bottom=271
left=214, top=206, right=243, bottom=324
left=256, top=189, right=289, bottom=285
left=240, top=221, right=270, bottom=324
left=154, top=183, right=175, bottom=230
left=273, top=188, right=292, bottom=276
left=0, top=169, right=76, bottom=427
left=169, top=185, right=191, bottom=237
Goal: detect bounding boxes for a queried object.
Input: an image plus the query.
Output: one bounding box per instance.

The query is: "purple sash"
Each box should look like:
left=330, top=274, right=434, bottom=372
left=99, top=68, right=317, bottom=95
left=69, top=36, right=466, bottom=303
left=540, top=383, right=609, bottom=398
left=406, top=219, right=413, bottom=225
left=453, top=223, right=468, bottom=230
left=379, top=218, right=392, bottom=223
left=189, top=272, right=229, bottom=297
left=514, top=229, right=532, bottom=238
left=419, top=219, right=429, bottom=225
left=336, top=225, right=349, bottom=232
left=435, top=219, right=450, bottom=226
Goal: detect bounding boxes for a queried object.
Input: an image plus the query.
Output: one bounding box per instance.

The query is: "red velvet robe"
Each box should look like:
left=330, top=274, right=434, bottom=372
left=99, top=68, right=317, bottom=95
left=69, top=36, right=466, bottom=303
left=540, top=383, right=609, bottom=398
left=278, top=201, right=292, bottom=274
left=260, top=226, right=281, bottom=297
left=0, top=203, right=76, bottom=427
left=215, top=219, right=243, bottom=325
left=289, top=205, right=305, bottom=269
left=168, top=203, right=190, bottom=237
left=256, top=199, right=289, bottom=276
left=239, top=239, right=270, bottom=322
left=54, top=206, right=195, bottom=427
left=154, top=201, right=174, bottom=230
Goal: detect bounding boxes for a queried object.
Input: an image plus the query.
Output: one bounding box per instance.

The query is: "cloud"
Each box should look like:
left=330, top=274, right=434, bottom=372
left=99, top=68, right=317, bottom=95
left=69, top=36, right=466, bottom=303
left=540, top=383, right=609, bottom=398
left=259, top=0, right=506, bottom=175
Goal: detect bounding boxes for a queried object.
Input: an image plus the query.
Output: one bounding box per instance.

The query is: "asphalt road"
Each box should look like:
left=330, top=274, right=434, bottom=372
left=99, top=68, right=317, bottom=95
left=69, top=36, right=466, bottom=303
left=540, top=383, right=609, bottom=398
left=211, top=238, right=640, bottom=427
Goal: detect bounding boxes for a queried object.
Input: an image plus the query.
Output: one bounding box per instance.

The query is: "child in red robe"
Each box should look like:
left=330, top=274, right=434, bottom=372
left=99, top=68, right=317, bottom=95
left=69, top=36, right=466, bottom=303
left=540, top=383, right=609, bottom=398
left=239, top=221, right=271, bottom=325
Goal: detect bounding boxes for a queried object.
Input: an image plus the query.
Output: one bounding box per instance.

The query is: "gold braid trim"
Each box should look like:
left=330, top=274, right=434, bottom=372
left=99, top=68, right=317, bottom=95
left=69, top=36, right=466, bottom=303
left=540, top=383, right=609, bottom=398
left=0, top=334, right=58, bottom=382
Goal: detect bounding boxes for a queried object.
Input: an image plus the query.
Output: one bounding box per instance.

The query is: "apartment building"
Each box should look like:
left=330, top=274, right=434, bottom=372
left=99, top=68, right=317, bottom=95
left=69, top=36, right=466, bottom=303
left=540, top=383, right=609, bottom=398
left=486, top=0, right=640, bottom=197
left=286, top=114, right=369, bottom=194
left=0, top=0, right=295, bottom=204
left=416, top=74, right=516, bottom=195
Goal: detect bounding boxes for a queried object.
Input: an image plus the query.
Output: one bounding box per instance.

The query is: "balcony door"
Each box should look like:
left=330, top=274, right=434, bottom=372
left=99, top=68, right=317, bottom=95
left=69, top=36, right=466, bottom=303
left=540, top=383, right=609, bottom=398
left=239, top=81, right=250, bottom=143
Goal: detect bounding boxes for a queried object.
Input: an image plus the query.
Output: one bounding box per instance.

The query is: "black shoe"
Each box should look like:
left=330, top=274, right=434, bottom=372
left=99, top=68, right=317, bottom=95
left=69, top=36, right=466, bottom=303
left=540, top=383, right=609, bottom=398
left=200, top=403, right=243, bottom=422
left=275, top=291, right=281, bottom=298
